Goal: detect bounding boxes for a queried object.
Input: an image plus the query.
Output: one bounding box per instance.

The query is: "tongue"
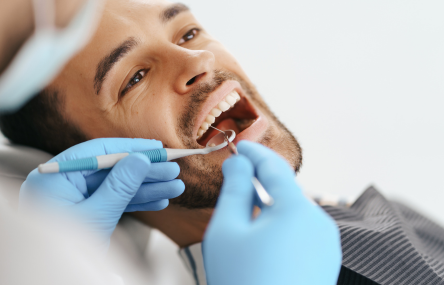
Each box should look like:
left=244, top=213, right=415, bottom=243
left=215, top=118, right=240, bottom=134
left=199, top=118, right=240, bottom=146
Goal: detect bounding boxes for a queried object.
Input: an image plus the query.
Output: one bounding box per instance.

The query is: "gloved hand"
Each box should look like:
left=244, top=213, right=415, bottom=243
left=20, top=138, right=184, bottom=249
left=204, top=141, right=342, bottom=285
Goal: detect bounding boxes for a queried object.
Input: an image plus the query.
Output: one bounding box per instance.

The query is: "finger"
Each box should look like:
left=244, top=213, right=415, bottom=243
left=237, top=141, right=300, bottom=202
left=86, top=153, right=150, bottom=213
left=19, top=170, right=85, bottom=212
left=100, top=138, right=162, bottom=154
left=51, top=138, right=163, bottom=162
left=85, top=162, right=181, bottom=195
left=125, top=199, right=169, bottom=212
left=85, top=169, right=109, bottom=195
left=128, top=180, right=185, bottom=204
left=211, top=155, right=255, bottom=229
left=141, top=162, right=180, bottom=182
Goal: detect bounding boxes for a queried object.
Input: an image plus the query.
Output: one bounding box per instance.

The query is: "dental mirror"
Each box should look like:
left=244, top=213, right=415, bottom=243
left=206, top=129, right=236, bottom=148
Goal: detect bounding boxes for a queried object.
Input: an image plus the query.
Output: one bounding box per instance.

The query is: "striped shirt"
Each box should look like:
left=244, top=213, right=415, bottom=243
left=179, top=187, right=444, bottom=285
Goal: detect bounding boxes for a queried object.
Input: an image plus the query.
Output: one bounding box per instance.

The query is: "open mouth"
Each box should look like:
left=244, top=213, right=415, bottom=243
left=196, top=90, right=258, bottom=147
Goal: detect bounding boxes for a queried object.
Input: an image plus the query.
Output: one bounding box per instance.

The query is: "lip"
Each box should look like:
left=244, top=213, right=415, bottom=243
left=193, top=80, right=243, bottom=139
left=232, top=108, right=268, bottom=144
left=193, top=79, right=268, bottom=146
left=208, top=108, right=268, bottom=155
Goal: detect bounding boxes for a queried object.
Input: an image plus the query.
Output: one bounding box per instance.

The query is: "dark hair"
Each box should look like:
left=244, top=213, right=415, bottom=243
left=0, top=89, right=87, bottom=155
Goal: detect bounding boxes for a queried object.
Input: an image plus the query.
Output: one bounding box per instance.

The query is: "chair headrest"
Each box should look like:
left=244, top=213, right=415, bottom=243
left=0, top=142, right=53, bottom=179
left=0, top=138, right=53, bottom=209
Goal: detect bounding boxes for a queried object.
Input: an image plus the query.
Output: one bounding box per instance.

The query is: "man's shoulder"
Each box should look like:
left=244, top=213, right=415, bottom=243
left=322, top=186, right=444, bottom=285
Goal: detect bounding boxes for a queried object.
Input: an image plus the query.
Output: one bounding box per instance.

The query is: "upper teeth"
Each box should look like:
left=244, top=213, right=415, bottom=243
left=197, top=90, right=241, bottom=139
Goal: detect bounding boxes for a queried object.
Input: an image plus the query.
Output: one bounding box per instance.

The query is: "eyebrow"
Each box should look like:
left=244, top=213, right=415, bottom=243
left=161, top=3, right=189, bottom=23
left=94, top=38, right=139, bottom=95
left=93, top=4, right=189, bottom=95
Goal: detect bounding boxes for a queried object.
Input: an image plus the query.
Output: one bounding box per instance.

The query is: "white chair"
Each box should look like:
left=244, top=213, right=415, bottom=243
left=0, top=135, right=194, bottom=285
left=0, top=137, right=52, bottom=209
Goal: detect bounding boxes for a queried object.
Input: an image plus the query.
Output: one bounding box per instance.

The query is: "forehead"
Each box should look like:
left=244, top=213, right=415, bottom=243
left=97, top=0, right=174, bottom=40
left=103, top=0, right=172, bottom=21
left=64, top=0, right=186, bottom=87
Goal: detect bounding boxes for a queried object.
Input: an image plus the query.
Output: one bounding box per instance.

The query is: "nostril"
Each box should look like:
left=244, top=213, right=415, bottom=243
left=186, top=72, right=207, bottom=86
left=186, top=76, right=197, bottom=86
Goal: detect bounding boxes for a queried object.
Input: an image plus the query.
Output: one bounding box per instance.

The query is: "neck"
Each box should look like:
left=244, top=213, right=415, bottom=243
left=130, top=205, right=213, bottom=248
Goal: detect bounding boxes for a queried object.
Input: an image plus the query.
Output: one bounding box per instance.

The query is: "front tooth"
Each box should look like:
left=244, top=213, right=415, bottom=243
left=218, top=101, right=230, bottom=112
left=225, top=95, right=236, bottom=107
left=232, top=91, right=241, bottom=101
left=201, top=122, right=209, bottom=131
left=211, top=108, right=222, bottom=117
left=197, top=129, right=205, bottom=137
left=206, top=115, right=215, bottom=124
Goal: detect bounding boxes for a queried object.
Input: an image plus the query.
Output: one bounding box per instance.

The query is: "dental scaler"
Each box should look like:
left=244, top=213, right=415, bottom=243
left=38, top=130, right=236, bottom=174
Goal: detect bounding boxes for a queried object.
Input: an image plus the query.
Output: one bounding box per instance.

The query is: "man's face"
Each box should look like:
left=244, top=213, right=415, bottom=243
left=54, top=0, right=302, bottom=208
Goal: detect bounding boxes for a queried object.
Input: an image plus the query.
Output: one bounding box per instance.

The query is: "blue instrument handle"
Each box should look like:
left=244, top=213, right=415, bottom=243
left=54, top=149, right=168, bottom=173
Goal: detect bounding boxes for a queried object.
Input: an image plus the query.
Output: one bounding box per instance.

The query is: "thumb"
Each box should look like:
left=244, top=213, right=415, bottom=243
left=87, top=153, right=150, bottom=213
left=211, top=155, right=255, bottom=229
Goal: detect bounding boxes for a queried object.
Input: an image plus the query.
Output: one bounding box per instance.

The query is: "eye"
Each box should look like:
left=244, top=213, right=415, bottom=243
left=121, top=69, right=147, bottom=96
left=178, top=28, right=200, bottom=45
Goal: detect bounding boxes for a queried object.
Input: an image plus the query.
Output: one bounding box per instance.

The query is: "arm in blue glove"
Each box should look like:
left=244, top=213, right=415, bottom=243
left=20, top=138, right=184, bottom=250
left=204, top=141, right=342, bottom=285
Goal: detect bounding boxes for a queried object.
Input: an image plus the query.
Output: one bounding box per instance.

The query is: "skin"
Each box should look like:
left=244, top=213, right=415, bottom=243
left=0, top=0, right=88, bottom=75
left=48, top=0, right=302, bottom=247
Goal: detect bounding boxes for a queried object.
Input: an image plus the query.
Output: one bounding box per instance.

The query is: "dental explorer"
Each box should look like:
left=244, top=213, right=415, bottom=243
left=209, top=126, right=274, bottom=207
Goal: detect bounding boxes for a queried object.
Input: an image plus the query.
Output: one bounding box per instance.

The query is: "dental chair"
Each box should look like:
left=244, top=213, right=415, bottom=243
left=0, top=134, right=193, bottom=285
left=0, top=136, right=52, bottom=209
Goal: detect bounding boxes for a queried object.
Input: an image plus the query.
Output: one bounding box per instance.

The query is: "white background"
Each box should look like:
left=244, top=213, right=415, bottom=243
left=185, top=0, right=444, bottom=224
left=1, top=1, right=442, bottom=285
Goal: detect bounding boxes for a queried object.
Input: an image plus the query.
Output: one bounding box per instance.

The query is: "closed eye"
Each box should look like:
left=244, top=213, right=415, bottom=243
left=178, top=28, right=200, bottom=45
left=121, top=69, right=148, bottom=96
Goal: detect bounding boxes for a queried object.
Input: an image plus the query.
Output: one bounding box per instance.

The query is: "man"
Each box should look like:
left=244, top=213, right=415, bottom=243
left=1, top=0, right=303, bottom=247
left=0, top=0, right=344, bottom=284
left=1, top=0, right=444, bottom=284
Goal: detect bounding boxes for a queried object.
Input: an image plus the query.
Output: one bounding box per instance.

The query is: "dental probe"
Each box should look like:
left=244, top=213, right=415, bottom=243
left=38, top=131, right=236, bottom=174
left=209, top=126, right=274, bottom=207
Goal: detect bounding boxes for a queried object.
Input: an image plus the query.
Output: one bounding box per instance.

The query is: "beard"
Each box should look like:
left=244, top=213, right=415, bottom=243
left=170, top=70, right=302, bottom=209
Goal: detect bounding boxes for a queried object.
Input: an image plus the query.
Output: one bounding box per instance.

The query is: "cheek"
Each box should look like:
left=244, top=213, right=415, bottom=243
left=120, top=95, right=181, bottom=147
left=62, top=83, right=109, bottom=139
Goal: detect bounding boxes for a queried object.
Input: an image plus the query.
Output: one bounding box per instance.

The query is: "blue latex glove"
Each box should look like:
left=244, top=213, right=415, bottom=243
left=20, top=138, right=184, bottom=248
left=204, top=141, right=342, bottom=285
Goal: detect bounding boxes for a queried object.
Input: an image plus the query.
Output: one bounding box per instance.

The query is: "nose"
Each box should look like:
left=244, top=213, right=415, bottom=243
left=170, top=49, right=215, bottom=94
